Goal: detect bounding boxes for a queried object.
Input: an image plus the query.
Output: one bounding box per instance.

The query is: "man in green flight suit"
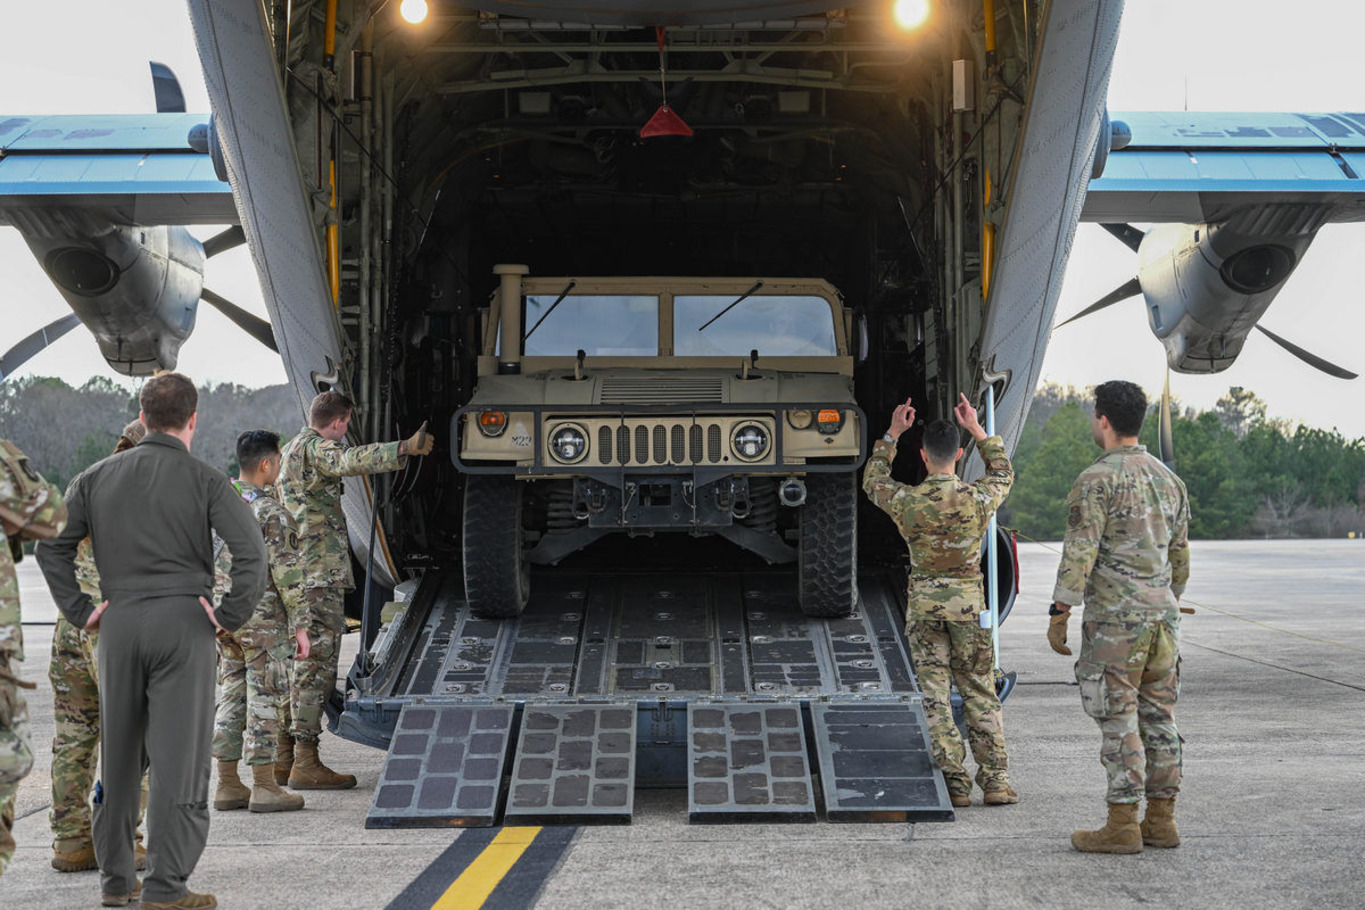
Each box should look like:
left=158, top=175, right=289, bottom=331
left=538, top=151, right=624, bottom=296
left=275, top=391, right=432, bottom=789
left=862, top=393, right=1017, bottom=808
left=1048, top=380, right=1190, bottom=854
left=0, top=438, right=67, bottom=877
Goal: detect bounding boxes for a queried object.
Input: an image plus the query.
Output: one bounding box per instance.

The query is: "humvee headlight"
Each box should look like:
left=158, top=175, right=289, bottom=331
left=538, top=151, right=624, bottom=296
left=731, top=423, right=770, bottom=461
left=477, top=411, right=508, bottom=437
left=550, top=424, right=589, bottom=463
left=816, top=409, right=844, bottom=435
left=786, top=409, right=814, bottom=430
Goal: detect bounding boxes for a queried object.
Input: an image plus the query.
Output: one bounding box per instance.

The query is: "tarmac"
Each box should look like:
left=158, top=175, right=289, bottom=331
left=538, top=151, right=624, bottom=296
left=4, top=539, right=1363, bottom=909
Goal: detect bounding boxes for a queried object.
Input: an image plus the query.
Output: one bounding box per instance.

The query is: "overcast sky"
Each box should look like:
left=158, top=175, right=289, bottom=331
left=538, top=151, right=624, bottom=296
left=2, top=0, right=1363, bottom=435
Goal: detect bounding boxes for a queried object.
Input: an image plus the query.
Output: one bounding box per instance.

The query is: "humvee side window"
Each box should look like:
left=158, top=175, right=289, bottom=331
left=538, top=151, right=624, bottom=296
left=673, top=295, right=839, bottom=357
left=520, top=294, right=659, bottom=356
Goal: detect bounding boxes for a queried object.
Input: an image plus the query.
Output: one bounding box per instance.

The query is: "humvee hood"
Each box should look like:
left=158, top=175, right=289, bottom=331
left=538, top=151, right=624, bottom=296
left=468, top=368, right=854, bottom=407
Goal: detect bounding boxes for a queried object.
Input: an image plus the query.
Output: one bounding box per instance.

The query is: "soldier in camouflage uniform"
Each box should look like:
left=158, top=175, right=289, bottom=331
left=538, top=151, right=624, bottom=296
left=49, top=420, right=150, bottom=873
left=1050, top=380, right=1190, bottom=854
left=862, top=393, right=1017, bottom=808
left=0, top=438, right=67, bottom=877
left=275, top=391, right=432, bottom=788
left=212, top=431, right=310, bottom=813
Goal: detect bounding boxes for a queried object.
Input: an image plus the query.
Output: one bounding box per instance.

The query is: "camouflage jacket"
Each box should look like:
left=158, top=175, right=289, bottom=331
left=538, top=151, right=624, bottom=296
left=1053, top=444, right=1191, bottom=623
left=276, top=427, right=405, bottom=590
left=1, top=439, right=68, bottom=661
left=235, top=479, right=309, bottom=632
left=862, top=435, right=1013, bottom=621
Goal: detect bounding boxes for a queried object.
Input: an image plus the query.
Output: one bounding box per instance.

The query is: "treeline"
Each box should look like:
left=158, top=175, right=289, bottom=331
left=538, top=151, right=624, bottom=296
left=0, top=376, right=304, bottom=490
left=998, top=384, right=1365, bottom=540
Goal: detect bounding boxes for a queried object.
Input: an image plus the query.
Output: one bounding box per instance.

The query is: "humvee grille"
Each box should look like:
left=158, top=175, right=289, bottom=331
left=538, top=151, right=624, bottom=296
left=579, top=420, right=735, bottom=465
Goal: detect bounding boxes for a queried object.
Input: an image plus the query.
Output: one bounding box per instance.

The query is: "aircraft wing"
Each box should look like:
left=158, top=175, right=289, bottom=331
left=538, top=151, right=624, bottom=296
left=1083, top=111, right=1365, bottom=224
left=0, top=114, right=235, bottom=225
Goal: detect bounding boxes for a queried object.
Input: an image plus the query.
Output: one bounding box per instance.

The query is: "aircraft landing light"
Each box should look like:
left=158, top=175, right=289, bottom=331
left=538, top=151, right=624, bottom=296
left=401, top=0, right=429, bottom=24
left=893, top=0, right=931, bottom=29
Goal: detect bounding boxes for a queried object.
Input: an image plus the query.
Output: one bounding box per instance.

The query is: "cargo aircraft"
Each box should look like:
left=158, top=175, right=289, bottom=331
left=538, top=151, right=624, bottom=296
left=2, top=0, right=1361, bottom=824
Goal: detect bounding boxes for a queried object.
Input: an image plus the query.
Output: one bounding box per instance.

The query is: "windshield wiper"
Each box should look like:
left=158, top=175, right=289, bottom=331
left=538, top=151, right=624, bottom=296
left=522, top=280, right=577, bottom=341
left=697, top=280, right=764, bottom=332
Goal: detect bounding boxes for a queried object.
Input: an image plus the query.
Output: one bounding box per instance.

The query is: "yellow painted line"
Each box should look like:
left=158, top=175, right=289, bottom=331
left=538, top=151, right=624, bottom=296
left=430, top=826, right=542, bottom=910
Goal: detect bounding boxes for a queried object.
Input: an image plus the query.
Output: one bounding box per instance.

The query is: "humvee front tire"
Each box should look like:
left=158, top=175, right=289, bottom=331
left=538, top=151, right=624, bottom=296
left=462, top=475, right=530, bottom=618
left=797, top=472, right=858, bottom=617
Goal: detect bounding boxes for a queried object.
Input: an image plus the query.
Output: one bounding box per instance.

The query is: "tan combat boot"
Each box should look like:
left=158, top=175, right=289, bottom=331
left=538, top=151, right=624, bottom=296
left=274, top=731, right=295, bottom=786
left=983, top=785, right=1020, bottom=806
left=213, top=760, right=251, bottom=810
left=1072, top=802, right=1144, bottom=854
left=1141, top=796, right=1181, bottom=848
left=140, top=891, right=217, bottom=909
left=248, top=763, right=305, bottom=813
left=288, top=739, right=357, bottom=790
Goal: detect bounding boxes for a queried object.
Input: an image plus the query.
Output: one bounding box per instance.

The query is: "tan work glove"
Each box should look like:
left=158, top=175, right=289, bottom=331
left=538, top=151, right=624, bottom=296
left=401, top=421, right=433, bottom=457
left=1047, top=609, right=1072, bottom=656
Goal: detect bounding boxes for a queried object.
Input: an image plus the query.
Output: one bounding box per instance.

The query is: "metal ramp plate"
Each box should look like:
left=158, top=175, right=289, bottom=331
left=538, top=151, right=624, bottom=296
left=810, top=702, right=954, bottom=822
left=366, top=704, right=514, bottom=828
left=505, top=704, right=637, bottom=824
left=687, top=703, right=816, bottom=823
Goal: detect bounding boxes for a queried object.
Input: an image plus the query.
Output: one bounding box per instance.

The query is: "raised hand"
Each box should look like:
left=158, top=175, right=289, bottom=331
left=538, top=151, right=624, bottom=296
left=954, top=393, right=986, bottom=440
left=888, top=397, right=916, bottom=439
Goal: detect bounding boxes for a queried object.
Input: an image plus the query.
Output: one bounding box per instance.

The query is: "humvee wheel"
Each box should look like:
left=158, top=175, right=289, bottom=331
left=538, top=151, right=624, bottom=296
left=462, top=475, right=530, bottom=618
left=797, top=472, right=858, bottom=617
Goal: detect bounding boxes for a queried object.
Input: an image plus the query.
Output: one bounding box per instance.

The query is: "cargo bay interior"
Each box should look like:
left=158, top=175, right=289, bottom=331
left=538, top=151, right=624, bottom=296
left=266, top=0, right=1031, bottom=824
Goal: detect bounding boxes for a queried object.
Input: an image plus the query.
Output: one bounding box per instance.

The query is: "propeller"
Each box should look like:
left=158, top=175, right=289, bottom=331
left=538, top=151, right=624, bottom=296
left=200, top=288, right=277, bottom=353
left=1158, top=367, right=1175, bottom=469
left=1253, top=324, right=1358, bottom=380
left=1054, top=276, right=1142, bottom=329
left=198, top=225, right=277, bottom=352
left=0, top=314, right=81, bottom=381
left=149, top=62, right=186, bottom=114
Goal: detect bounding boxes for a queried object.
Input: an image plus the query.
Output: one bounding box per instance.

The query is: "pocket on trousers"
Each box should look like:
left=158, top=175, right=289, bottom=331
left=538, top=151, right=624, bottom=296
left=1075, top=659, right=1110, bottom=720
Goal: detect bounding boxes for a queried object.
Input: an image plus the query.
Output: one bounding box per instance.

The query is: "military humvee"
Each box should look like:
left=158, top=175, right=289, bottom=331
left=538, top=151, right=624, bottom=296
left=453, top=265, right=866, bottom=620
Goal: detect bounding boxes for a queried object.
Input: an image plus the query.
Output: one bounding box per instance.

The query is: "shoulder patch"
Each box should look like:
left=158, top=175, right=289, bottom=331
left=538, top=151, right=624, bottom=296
left=1068, top=503, right=1085, bottom=529
left=287, top=528, right=300, bottom=551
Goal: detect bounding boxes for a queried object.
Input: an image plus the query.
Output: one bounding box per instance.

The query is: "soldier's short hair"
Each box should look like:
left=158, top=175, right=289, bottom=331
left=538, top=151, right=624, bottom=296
left=921, top=419, right=961, bottom=465
left=140, top=373, right=197, bottom=432
left=309, top=391, right=354, bottom=428
left=1094, top=380, right=1147, bottom=437
left=236, top=429, right=281, bottom=471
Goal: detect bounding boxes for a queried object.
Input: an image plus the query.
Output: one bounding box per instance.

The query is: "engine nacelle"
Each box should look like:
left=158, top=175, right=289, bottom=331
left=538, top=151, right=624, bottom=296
left=1136, top=211, right=1322, bottom=374
left=17, top=214, right=205, bottom=375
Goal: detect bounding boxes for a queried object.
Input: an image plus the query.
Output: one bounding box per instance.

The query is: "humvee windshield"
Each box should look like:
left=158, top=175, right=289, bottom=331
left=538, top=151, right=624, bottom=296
left=675, top=295, right=838, bottom=357
left=515, top=291, right=840, bottom=358
left=522, top=294, right=659, bottom=356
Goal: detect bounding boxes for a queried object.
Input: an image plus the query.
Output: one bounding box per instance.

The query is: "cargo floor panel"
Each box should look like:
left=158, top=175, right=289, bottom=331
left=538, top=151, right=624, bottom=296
left=382, top=569, right=916, bottom=702
left=505, top=704, right=638, bottom=824
left=365, top=704, right=515, bottom=828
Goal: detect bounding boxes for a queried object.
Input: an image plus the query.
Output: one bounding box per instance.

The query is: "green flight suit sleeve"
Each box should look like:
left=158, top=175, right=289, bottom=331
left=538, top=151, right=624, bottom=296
left=210, top=476, right=269, bottom=633
left=970, top=435, right=1014, bottom=512
left=861, top=438, right=911, bottom=521
left=36, top=474, right=92, bottom=631
left=263, top=507, right=310, bottom=633
left=1052, top=472, right=1107, bottom=606
left=313, top=439, right=406, bottom=479
left=1169, top=485, right=1191, bottom=599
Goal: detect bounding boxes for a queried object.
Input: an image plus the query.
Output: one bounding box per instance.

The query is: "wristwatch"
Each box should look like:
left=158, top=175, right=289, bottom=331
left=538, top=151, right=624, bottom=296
left=882, top=433, right=898, bottom=445
left=1048, top=604, right=1069, bottom=616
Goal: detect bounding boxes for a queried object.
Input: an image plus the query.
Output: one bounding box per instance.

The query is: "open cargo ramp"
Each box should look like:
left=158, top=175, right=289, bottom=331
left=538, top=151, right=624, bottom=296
left=354, top=569, right=954, bottom=827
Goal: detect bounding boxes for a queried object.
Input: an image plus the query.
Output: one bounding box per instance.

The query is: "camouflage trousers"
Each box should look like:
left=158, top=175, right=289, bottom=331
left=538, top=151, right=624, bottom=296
left=1075, top=617, right=1182, bottom=804
left=0, top=653, right=34, bottom=877
left=907, top=619, right=1010, bottom=795
left=48, top=617, right=148, bottom=851
left=288, top=588, right=346, bottom=744
left=213, top=613, right=294, bottom=765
